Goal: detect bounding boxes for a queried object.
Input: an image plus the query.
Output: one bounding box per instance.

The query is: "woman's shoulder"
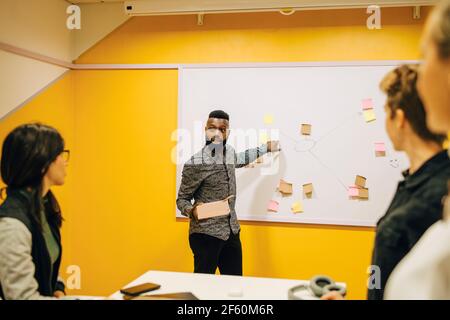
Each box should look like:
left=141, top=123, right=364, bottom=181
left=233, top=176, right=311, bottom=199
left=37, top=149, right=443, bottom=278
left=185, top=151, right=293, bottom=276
left=0, top=217, right=31, bottom=244
left=418, top=157, right=450, bottom=196
left=0, top=217, right=29, bottom=230
left=0, top=194, right=33, bottom=229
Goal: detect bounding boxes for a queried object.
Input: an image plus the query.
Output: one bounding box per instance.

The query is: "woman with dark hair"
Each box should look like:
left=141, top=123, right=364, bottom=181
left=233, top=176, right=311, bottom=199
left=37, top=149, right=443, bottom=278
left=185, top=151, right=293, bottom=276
left=0, top=123, right=69, bottom=299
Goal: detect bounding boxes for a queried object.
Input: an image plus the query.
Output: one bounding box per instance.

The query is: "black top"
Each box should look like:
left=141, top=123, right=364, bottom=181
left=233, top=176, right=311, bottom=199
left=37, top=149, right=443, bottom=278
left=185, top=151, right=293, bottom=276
left=0, top=189, right=65, bottom=299
left=368, top=150, right=450, bottom=300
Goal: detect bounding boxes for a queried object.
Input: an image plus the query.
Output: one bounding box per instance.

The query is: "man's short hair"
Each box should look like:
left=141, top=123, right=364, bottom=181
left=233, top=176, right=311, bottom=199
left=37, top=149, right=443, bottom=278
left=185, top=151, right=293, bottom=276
left=208, top=110, right=229, bottom=121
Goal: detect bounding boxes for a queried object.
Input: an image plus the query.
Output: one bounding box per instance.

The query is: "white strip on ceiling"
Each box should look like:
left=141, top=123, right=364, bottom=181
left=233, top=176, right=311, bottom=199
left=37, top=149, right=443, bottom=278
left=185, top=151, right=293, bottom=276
left=122, top=0, right=437, bottom=16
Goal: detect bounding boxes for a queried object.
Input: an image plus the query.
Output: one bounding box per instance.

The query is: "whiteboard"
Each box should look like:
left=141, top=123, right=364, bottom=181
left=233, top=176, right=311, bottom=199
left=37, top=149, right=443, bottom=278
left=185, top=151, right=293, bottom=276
left=176, top=62, right=411, bottom=227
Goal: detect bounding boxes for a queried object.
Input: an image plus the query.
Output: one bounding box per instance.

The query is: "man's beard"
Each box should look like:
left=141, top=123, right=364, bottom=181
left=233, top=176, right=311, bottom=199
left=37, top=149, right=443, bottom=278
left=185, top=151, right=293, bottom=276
left=205, top=135, right=227, bottom=147
left=205, top=135, right=227, bottom=159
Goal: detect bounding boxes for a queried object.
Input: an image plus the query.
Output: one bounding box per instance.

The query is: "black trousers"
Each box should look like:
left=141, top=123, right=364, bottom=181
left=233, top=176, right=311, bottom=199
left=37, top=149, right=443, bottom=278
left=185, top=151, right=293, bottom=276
left=189, top=231, right=243, bottom=276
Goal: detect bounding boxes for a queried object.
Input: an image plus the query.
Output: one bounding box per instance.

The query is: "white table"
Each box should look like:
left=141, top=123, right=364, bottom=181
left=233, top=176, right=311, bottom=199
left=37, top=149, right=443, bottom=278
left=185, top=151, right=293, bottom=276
left=110, top=270, right=346, bottom=300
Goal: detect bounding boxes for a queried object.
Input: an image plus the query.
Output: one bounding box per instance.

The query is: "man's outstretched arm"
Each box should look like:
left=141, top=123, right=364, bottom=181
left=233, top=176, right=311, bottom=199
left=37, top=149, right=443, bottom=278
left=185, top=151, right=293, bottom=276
left=235, top=141, right=280, bottom=168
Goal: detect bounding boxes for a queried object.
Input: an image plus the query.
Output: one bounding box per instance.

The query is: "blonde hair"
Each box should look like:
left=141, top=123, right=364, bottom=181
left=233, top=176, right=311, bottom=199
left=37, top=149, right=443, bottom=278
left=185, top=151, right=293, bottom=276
left=427, top=0, right=450, bottom=59
left=380, top=65, right=446, bottom=144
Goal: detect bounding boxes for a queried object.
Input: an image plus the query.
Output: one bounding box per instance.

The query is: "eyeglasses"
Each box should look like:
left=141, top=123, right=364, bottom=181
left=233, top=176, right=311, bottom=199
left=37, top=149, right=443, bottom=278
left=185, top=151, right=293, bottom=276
left=61, top=150, right=70, bottom=162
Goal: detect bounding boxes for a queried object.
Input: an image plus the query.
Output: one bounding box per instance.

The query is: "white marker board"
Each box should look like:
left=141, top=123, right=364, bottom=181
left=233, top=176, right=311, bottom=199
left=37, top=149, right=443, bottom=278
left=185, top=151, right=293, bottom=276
left=176, top=62, right=412, bottom=227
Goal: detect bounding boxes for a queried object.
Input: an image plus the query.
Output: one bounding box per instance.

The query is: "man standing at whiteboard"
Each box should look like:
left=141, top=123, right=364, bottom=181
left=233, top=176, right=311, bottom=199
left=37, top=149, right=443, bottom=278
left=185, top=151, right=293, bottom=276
left=177, top=110, right=280, bottom=275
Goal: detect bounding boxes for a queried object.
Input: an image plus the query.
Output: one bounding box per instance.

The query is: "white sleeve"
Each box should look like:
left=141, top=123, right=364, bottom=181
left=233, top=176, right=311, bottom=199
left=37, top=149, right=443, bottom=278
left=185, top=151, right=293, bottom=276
left=384, top=220, right=450, bottom=299
left=0, top=218, right=56, bottom=300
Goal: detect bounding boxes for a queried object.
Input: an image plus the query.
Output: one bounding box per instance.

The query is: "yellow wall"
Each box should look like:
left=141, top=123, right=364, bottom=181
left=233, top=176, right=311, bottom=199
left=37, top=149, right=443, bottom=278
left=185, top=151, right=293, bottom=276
left=71, top=69, right=184, bottom=293
left=77, top=8, right=428, bottom=64
left=0, top=72, right=75, bottom=265
left=1, top=7, right=430, bottom=299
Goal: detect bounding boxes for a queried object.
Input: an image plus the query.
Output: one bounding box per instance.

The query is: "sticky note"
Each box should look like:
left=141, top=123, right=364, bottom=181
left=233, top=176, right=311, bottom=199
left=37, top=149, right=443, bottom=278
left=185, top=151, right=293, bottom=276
left=279, top=179, right=293, bottom=195
left=375, top=142, right=386, bottom=157
left=260, top=132, right=269, bottom=144
left=291, top=202, right=303, bottom=213
left=301, top=124, right=312, bottom=136
left=303, top=183, right=313, bottom=197
left=267, top=200, right=279, bottom=212
left=355, top=175, right=366, bottom=188
left=348, top=186, right=359, bottom=197
left=375, top=142, right=386, bottom=152
left=264, top=114, right=274, bottom=125
left=358, top=187, right=369, bottom=199
left=362, top=98, right=374, bottom=110
left=363, top=109, right=376, bottom=123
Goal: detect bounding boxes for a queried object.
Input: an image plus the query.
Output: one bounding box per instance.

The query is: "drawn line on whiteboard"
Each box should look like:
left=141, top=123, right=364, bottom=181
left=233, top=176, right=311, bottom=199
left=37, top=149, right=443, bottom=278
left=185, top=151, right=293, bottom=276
left=279, top=131, right=317, bottom=153
left=314, top=112, right=362, bottom=145
left=308, top=150, right=348, bottom=191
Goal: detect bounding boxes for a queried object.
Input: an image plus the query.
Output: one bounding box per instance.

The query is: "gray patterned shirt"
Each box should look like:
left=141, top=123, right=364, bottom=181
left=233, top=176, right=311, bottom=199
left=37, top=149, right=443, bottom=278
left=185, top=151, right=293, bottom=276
left=176, top=143, right=268, bottom=240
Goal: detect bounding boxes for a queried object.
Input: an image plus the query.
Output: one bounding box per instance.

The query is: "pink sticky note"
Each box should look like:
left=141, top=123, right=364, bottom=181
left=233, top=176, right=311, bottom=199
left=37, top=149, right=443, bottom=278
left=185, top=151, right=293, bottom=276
left=268, top=200, right=279, bottom=212
left=375, top=142, right=386, bottom=152
left=348, top=186, right=359, bottom=197
left=362, top=98, right=374, bottom=110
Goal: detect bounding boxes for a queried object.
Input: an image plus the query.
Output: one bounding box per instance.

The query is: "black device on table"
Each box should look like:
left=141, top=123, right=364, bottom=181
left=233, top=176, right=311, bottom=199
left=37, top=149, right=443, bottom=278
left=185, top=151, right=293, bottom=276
left=120, top=282, right=161, bottom=297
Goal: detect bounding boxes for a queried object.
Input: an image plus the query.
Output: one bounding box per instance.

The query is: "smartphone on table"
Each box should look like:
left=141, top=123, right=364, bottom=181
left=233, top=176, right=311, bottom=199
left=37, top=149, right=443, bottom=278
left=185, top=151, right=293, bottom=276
left=120, top=283, right=161, bottom=297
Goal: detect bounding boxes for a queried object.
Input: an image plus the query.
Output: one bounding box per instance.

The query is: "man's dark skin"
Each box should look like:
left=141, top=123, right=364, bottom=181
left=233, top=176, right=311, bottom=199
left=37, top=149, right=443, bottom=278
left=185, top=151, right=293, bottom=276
left=188, top=117, right=280, bottom=220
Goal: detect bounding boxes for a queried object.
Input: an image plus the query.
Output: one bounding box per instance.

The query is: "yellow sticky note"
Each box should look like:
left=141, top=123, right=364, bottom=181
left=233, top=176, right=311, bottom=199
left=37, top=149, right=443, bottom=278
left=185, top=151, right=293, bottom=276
left=260, top=132, right=269, bottom=144
left=291, top=202, right=303, bottom=213
left=363, top=109, right=376, bottom=123
left=264, top=114, right=274, bottom=125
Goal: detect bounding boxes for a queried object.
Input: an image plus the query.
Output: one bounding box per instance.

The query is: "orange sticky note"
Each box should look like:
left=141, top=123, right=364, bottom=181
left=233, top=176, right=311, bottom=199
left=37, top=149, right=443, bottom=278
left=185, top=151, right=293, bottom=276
left=355, top=175, right=367, bottom=188
left=301, top=124, right=312, bottom=136
left=303, top=183, right=313, bottom=197
left=358, top=188, right=369, bottom=199
left=279, top=179, right=293, bottom=195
